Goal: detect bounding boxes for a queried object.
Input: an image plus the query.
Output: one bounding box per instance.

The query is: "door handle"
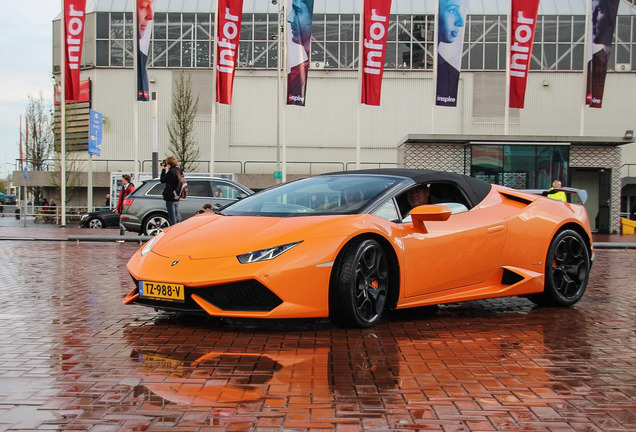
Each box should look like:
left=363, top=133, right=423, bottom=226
left=487, top=225, right=505, bottom=234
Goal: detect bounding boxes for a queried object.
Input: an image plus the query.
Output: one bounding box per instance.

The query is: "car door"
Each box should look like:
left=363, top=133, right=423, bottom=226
left=179, top=180, right=212, bottom=218
left=400, top=206, right=508, bottom=299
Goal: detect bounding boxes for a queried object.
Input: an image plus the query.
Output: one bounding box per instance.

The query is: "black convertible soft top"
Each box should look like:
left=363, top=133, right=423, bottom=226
left=322, top=168, right=493, bottom=207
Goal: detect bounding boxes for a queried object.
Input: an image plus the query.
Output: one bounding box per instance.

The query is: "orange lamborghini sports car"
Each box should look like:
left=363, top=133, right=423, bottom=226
left=125, top=169, right=593, bottom=328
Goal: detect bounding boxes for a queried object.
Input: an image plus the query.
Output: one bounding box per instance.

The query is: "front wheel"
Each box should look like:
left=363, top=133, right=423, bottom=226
left=329, top=238, right=389, bottom=328
left=530, top=229, right=590, bottom=307
left=143, top=213, right=170, bottom=236
left=87, top=218, right=104, bottom=229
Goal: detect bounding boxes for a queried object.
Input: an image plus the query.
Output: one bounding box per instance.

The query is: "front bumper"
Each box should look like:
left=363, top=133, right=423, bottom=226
left=125, top=250, right=333, bottom=319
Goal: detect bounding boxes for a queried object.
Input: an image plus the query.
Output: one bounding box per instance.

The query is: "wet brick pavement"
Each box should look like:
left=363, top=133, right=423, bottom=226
left=0, top=218, right=635, bottom=431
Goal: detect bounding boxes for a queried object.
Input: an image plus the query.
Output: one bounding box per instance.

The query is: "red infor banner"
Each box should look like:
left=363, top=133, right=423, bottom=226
left=216, top=0, right=244, bottom=105
left=509, top=0, right=539, bottom=109
left=361, top=0, right=392, bottom=106
left=64, top=0, right=87, bottom=101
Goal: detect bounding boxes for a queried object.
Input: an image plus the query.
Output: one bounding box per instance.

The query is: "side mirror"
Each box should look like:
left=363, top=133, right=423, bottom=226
left=410, top=205, right=451, bottom=233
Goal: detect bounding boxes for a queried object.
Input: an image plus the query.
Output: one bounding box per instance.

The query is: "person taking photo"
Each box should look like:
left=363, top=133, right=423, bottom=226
left=160, top=156, right=182, bottom=226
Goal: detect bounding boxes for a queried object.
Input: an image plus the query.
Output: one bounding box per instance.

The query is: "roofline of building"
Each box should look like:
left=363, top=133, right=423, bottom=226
left=399, top=134, right=635, bottom=148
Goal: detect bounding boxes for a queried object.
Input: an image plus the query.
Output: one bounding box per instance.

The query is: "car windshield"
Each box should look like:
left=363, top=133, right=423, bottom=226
left=221, top=175, right=403, bottom=216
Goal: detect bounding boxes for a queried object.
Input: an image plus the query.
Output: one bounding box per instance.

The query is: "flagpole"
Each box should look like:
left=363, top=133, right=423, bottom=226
left=580, top=0, right=591, bottom=136
left=504, top=0, right=511, bottom=135
left=210, top=0, right=220, bottom=177
left=60, top=0, right=67, bottom=226
left=281, top=0, right=287, bottom=183
left=133, top=4, right=140, bottom=182
left=356, top=0, right=364, bottom=170
left=431, top=3, right=439, bottom=134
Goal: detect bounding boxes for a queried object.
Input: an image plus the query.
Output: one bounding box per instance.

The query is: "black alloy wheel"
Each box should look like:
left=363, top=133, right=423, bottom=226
left=531, top=229, right=590, bottom=306
left=88, top=218, right=104, bottom=229
left=330, top=238, right=389, bottom=328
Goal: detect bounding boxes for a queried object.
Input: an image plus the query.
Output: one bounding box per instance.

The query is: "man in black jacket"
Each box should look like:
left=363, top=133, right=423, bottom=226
left=160, top=156, right=181, bottom=226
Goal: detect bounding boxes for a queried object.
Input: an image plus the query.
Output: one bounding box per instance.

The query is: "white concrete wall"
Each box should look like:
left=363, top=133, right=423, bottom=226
left=80, top=67, right=636, bottom=176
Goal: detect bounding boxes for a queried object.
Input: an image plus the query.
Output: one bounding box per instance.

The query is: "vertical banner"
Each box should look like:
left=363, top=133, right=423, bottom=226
left=286, top=0, right=315, bottom=106
left=216, top=0, right=244, bottom=105
left=361, top=0, right=392, bottom=106
left=586, top=0, right=619, bottom=108
left=509, top=0, right=540, bottom=109
left=136, top=0, right=155, bottom=101
left=63, top=0, right=87, bottom=101
left=435, top=0, right=467, bottom=107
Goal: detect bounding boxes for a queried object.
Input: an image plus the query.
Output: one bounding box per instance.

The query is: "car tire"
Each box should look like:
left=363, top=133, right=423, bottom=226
left=329, top=238, right=389, bottom=328
left=88, top=218, right=104, bottom=229
left=530, top=229, right=590, bottom=307
left=143, top=213, right=170, bottom=236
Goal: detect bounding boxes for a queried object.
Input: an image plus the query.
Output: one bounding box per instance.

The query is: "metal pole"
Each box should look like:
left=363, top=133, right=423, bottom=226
left=60, top=0, right=67, bottom=226
left=281, top=0, right=287, bottom=183
left=151, top=91, right=158, bottom=178
left=504, top=0, right=511, bottom=135
left=133, top=4, right=140, bottom=183
left=276, top=1, right=282, bottom=182
left=356, top=1, right=364, bottom=170
left=210, top=1, right=220, bottom=177
left=88, top=154, right=93, bottom=210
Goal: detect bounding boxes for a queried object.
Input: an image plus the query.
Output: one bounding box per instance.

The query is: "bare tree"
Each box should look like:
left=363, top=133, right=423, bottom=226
left=24, top=92, right=53, bottom=171
left=167, top=70, right=200, bottom=173
left=23, top=92, right=54, bottom=204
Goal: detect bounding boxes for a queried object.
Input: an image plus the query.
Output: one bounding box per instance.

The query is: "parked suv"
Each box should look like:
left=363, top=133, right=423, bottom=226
left=120, top=176, right=253, bottom=235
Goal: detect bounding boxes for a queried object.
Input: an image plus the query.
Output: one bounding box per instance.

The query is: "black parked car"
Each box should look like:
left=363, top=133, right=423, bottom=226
left=79, top=208, right=120, bottom=229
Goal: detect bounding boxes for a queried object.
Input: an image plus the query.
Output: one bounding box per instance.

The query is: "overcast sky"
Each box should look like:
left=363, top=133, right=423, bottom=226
left=0, top=1, right=61, bottom=178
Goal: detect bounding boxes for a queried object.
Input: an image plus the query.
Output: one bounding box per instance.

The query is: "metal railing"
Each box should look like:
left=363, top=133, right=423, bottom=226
left=16, top=158, right=400, bottom=176
left=5, top=205, right=94, bottom=225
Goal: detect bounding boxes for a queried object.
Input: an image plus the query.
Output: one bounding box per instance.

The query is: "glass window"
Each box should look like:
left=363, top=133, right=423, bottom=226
left=111, top=13, right=124, bottom=39
left=96, top=40, right=109, bottom=66
left=471, top=145, right=568, bottom=189
left=372, top=200, right=400, bottom=222
left=196, top=41, right=210, bottom=67
left=96, top=13, right=109, bottom=39
left=187, top=181, right=212, bottom=197
left=111, top=41, right=124, bottom=66
left=152, top=41, right=167, bottom=67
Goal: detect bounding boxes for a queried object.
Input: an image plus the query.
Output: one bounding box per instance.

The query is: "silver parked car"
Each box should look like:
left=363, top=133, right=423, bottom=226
left=120, top=176, right=253, bottom=235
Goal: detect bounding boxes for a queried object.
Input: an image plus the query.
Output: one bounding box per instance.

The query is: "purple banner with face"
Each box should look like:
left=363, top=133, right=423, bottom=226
left=435, top=0, right=467, bottom=107
left=286, top=0, right=314, bottom=106
left=586, top=0, right=619, bottom=108
left=136, top=0, right=155, bottom=101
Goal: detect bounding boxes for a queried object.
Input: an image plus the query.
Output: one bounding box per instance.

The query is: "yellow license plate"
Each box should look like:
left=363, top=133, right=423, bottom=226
left=139, top=281, right=185, bottom=302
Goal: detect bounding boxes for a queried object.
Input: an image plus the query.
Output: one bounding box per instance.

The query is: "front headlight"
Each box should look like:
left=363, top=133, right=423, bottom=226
left=140, top=232, right=164, bottom=257
left=237, top=241, right=302, bottom=264
left=80, top=214, right=89, bottom=221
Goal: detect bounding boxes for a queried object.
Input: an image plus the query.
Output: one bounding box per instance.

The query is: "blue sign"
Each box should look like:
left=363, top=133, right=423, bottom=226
left=88, top=109, right=103, bottom=156
left=23, top=166, right=28, bottom=180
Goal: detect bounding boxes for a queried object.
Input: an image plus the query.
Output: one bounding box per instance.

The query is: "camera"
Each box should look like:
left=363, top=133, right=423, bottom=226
left=160, top=160, right=166, bottom=167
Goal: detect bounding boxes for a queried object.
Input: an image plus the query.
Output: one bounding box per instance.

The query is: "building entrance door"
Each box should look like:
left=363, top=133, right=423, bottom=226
left=570, top=168, right=612, bottom=233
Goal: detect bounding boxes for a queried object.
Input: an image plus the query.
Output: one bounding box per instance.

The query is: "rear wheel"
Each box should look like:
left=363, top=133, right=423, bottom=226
left=329, top=238, right=389, bottom=328
left=143, top=213, right=170, bottom=236
left=530, top=229, right=590, bottom=306
left=87, top=218, right=104, bottom=229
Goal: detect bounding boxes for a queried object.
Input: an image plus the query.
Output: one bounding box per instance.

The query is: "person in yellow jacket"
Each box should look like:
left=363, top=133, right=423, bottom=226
left=547, top=180, right=567, bottom=202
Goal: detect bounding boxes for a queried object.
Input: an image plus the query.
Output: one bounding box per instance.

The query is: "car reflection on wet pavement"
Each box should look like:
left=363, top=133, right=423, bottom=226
left=0, top=241, right=634, bottom=431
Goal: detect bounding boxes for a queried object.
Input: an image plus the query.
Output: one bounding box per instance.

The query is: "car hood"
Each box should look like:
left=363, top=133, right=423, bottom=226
left=150, top=213, right=371, bottom=260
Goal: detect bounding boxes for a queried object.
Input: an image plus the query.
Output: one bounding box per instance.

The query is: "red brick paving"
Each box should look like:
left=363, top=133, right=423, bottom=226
left=0, top=224, right=634, bottom=430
